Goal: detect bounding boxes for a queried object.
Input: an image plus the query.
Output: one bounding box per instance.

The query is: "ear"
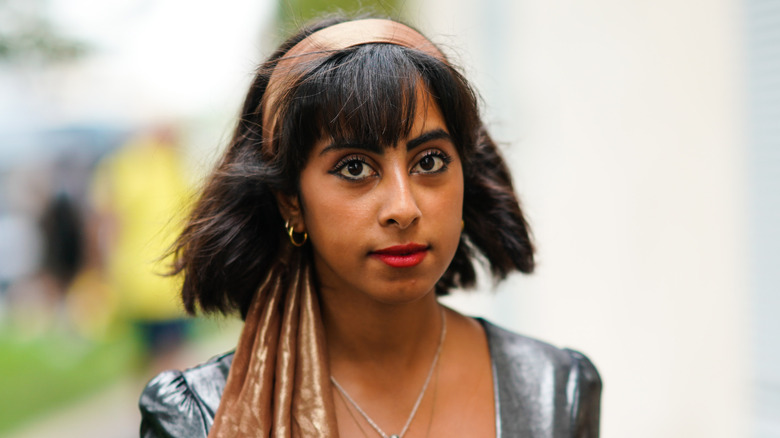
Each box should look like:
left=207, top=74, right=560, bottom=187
left=275, top=191, right=306, bottom=232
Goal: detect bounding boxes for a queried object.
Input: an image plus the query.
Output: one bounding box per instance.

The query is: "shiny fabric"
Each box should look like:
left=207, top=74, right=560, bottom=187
left=140, top=319, right=601, bottom=437
left=204, top=251, right=337, bottom=438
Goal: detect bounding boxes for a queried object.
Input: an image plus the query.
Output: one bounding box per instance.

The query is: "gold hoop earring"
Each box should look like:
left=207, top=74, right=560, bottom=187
left=285, top=220, right=307, bottom=247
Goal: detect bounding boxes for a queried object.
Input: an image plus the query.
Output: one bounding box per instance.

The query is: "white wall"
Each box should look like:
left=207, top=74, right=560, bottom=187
left=420, top=1, right=751, bottom=437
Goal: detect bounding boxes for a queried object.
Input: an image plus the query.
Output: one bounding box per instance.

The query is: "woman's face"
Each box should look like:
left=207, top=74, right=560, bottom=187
left=294, top=88, right=464, bottom=305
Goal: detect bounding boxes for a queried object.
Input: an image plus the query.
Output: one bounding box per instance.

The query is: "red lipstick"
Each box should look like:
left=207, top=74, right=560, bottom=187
left=370, top=243, right=429, bottom=268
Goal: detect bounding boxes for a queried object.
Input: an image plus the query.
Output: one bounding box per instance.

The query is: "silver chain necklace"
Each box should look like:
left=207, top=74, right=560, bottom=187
left=330, top=307, right=447, bottom=438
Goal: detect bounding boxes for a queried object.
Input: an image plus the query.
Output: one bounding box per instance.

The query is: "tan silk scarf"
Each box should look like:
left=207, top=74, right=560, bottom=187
left=208, top=250, right=337, bottom=437
left=208, top=19, right=447, bottom=438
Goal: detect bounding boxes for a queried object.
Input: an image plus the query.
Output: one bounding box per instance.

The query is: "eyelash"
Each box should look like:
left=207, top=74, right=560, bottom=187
left=329, top=149, right=453, bottom=181
left=330, top=155, right=375, bottom=181
left=415, top=150, right=453, bottom=174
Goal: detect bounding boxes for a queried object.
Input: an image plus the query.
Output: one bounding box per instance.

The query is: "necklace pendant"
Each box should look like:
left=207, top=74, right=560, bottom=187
left=389, top=435, right=400, bottom=438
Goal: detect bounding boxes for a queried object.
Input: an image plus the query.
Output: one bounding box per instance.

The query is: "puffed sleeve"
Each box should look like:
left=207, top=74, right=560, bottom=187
left=566, top=349, right=602, bottom=438
left=139, top=370, right=212, bottom=438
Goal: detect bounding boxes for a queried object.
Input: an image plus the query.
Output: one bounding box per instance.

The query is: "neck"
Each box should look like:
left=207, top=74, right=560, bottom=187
left=319, top=285, right=443, bottom=374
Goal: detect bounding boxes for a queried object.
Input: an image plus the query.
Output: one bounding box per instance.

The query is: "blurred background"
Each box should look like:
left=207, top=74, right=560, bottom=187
left=0, top=0, right=776, bottom=437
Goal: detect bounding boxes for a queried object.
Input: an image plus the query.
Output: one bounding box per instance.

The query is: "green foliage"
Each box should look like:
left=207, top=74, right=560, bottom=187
left=276, top=0, right=406, bottom=31
left=0, top=0, right=88, bottom=63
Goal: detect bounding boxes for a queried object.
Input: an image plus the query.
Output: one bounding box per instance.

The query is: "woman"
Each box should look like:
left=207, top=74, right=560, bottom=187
left=139, top=15, right=601, bottom=438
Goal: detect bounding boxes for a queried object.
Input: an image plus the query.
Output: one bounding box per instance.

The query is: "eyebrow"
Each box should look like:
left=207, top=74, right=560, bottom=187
left=407, top=129, right=451, bottom=151
left=319, top=128, right=452, bottom=156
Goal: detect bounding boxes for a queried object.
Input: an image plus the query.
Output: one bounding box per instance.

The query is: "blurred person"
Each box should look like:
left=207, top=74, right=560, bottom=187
left=64, top=194, right=119, bottom=342
left=39, top=192, right=84, bottom=295
left=91, top=124, right=193, bottom=373
left=139, top=15, right=601, bottom=438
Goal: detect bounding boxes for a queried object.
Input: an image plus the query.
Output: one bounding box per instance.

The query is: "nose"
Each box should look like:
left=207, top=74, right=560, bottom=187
left=377, top=168, right=421, bottom=229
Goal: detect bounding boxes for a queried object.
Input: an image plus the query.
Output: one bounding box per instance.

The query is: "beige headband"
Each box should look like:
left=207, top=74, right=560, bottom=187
left=261, top=18, right=447, bottom=155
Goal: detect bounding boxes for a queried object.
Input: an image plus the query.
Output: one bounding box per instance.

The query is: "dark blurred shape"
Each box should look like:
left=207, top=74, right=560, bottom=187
left=39, top=192, right=84, bottom=291
left=0, top=123, right=127, bottom=334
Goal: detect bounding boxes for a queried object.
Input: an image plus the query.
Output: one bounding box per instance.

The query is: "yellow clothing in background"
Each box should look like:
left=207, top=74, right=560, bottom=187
left=93, top=134, right=191, bottom=321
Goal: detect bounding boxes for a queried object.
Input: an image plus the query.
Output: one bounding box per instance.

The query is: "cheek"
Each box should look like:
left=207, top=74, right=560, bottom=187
left=447, top=187, right=465, bottom=239
left=425, top=174, right=464, bottom=253
left=443, top=166, right=465, bottom=217
left=298, top=175, right=370, bottom=257
left=306, top=200, right=371, bottom=251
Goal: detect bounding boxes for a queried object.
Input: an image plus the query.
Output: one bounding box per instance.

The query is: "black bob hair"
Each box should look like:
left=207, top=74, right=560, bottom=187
left=170, top=15, right=535, bottom=318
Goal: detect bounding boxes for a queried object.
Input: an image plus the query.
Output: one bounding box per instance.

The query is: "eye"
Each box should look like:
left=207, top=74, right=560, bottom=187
left=331, top=155, right=377, bottom=181
left=412, top=150, right=451, bottom=174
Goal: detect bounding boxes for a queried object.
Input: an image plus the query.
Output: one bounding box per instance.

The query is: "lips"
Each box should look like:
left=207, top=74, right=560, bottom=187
left=370, top=243, right=429, bottom=268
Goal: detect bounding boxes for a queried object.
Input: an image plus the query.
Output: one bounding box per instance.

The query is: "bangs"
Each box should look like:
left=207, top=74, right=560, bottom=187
left=282, top=44, right=430, bottom=154
left=272, top=41, right=480, bottom=193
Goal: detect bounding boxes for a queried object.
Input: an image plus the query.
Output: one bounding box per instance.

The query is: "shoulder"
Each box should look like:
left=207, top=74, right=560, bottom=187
left=139, top=352, right=233, bottom=438
left=479, top=319, right=602, bottom=437
left=482, top=319, right=601, bottom=383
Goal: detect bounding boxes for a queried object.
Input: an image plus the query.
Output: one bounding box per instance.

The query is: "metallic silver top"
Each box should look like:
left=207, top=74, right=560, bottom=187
left=139, top=319, right=602, bottom=437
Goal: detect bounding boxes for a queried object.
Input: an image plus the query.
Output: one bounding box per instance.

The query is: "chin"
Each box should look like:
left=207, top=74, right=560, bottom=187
left=369, top=281, right=437, bottom=305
